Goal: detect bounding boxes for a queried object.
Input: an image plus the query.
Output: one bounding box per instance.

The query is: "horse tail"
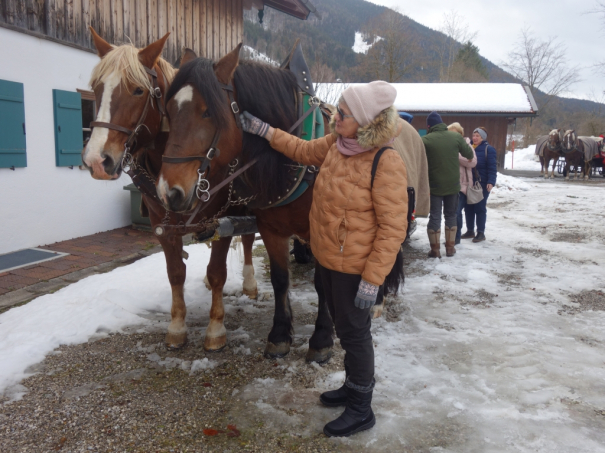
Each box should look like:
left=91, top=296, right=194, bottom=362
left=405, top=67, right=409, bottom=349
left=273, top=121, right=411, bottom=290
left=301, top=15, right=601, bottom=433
left=383, top=246, right=405, bottom=296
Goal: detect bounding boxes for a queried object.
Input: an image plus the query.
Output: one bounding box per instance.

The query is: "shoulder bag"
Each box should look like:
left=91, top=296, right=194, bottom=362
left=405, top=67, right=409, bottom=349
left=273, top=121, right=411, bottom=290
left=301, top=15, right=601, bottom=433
left=466, top=147, right=484, bottom=205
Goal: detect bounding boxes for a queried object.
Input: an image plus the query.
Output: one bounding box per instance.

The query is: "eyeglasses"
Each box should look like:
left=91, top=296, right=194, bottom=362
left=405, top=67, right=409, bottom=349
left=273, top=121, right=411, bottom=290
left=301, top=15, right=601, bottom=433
left=336, top=105, right=354, bottom=120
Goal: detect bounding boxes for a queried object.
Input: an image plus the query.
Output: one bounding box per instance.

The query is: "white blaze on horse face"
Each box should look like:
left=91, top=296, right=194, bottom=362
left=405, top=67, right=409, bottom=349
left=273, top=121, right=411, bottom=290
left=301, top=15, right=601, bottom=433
left=174, top=85, right=193, bottom=111
left=157, top=174, right=170, bottom=205
left=83, top=71, right=121, bottom=168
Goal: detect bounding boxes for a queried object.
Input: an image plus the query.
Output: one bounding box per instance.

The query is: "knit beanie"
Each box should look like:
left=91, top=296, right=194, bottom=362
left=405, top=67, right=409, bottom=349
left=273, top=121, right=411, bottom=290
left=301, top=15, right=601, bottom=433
left=341, top=81, right=397, bottom=127
left=426, top=111, right=442, bottom=128
left=474, top=127, right=488, bottom=140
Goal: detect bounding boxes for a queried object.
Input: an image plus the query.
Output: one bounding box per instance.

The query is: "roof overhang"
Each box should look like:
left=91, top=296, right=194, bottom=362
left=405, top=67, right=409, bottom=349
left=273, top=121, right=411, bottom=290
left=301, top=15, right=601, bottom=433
left=404, top=111, right=538, bottom=118
left=262, top=0, right=320, bottom=20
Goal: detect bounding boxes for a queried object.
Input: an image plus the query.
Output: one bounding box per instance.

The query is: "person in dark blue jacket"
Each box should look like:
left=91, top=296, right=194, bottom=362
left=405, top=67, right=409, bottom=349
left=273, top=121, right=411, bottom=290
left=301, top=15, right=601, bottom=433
left=461, top=127, right=497, bottom=243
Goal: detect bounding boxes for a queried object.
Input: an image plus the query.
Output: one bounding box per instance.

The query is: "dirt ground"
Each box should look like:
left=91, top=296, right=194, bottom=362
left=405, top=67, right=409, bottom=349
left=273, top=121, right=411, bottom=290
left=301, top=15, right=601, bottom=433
left=0, top=242, right=427, bottom=453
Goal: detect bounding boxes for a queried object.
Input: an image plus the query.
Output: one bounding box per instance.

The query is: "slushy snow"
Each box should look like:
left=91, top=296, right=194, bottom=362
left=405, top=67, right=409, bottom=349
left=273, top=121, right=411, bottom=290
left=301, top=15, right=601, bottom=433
left=3, top=175, right=605, bottom=451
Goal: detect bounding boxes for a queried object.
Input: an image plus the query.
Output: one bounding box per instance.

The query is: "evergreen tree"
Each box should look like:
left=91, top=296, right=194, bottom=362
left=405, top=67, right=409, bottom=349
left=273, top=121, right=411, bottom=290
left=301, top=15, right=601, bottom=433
left=454, top=41, right=488, bottom=79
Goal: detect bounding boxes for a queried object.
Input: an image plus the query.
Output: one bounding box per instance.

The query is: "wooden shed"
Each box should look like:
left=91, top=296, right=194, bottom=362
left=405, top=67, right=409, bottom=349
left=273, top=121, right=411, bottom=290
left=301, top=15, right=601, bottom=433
left=0, top=0, right=318, bottom=62
left=316, top=83, right=539, bottom=168
left=0, top=0, right=318, bottom=254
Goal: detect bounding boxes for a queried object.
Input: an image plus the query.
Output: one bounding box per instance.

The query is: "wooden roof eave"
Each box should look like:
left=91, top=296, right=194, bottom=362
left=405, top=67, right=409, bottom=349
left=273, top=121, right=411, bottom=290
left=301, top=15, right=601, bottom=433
left=400, top=110, right=539, bottom=118
left=263, top=0, right=320, bottom=20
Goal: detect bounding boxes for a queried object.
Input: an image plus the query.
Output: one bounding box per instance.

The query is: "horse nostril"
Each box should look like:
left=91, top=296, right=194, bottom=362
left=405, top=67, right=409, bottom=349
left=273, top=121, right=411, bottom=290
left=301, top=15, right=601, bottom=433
left=168, top=187, right=186, bottom=211
left=101, top=153, right=116, bottom=174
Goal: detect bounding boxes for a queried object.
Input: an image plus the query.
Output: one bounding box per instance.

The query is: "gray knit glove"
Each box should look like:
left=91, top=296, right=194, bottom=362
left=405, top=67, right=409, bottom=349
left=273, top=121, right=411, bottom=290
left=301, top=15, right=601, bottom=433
left=354, top=279, right=379, bottom=309
left=240, top=111, right=270, bottom=138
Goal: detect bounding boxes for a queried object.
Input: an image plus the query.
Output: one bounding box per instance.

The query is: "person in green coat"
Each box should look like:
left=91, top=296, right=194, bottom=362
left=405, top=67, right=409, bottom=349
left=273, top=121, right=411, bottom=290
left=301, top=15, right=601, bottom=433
left=421, top=112, right=474, bottom=258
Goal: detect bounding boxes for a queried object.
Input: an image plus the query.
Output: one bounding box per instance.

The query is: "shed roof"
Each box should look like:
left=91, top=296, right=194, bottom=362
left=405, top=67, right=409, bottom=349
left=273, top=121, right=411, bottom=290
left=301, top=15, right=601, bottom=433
left=258, top=0, right=320, bottom=20
left=316, top=83, right=539, bottom=117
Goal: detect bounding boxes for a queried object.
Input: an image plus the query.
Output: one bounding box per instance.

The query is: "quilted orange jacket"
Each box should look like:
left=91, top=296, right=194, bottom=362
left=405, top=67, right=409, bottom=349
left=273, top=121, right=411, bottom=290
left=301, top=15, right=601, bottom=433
left=269, top=129, right=408, bottom=286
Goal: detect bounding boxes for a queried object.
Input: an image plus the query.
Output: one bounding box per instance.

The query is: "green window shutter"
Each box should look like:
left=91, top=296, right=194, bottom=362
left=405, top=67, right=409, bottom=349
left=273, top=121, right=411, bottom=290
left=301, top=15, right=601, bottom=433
left=0, top=79, right=27, bottom=168
left=52, top=89, right=83, bottom=167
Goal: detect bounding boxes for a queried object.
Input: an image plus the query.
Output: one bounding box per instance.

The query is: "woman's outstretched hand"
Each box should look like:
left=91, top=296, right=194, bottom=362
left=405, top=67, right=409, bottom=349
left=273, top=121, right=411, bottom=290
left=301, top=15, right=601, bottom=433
left=354, top=279, right=379, bottom=309
left=240, top=111, right=272, bottom=139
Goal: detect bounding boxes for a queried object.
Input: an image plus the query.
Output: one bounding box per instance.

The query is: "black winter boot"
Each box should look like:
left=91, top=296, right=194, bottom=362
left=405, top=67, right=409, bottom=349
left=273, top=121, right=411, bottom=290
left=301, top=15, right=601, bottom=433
left=320, top=362, right=350, bottom=407
left=323, top=379, right=376, bottom=437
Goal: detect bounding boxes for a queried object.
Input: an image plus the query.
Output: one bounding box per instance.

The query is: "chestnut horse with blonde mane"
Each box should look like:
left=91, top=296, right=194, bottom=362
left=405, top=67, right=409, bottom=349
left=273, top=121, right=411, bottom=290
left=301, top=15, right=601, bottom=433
left=81, top=29, right=258, bottom=350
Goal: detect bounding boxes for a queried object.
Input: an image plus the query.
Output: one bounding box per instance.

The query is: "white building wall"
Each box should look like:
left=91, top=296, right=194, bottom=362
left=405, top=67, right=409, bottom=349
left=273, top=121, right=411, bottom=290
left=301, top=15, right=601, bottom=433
left=0, top=28, right=131, bottom=255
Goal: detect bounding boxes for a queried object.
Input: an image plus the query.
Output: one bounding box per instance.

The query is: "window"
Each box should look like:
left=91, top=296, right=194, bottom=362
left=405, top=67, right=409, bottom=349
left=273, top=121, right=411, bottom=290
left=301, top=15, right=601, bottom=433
left=78, top=89, right=96, bottom=146
left=418, top=129, right=427, bottom=137
left=0, top=79, right=27, bottom=169
left=52, top=89, right=84, bottom=167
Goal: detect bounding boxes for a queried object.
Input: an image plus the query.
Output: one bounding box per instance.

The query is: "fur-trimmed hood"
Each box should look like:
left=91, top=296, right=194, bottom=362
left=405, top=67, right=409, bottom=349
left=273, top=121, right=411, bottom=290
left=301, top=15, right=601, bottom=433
left=329, top=106, right=400, bottom=149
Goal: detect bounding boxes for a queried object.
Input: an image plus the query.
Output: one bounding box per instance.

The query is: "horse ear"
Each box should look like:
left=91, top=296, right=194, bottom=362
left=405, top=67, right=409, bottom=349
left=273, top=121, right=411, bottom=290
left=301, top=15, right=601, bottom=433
left=180, top=48, right=197, bottom=67
left=214, top=43, right=243, bottom=84
left=138, top=33, right=170, bottom=69
left=90, top=26, right=113, bottom=57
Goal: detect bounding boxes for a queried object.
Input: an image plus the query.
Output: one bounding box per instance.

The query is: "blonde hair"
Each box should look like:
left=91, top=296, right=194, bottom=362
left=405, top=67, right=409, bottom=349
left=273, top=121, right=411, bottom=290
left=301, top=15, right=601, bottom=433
left=90, top=44, right=176, bottom=91
left=447, top=122, right=464, bottom=136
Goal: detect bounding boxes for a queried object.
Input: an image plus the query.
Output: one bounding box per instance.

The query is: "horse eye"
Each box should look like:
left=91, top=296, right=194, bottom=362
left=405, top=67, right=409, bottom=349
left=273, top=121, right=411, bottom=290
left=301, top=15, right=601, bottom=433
left=202, top=110, right=211, bottom=119
left=133, top=88, right=144, bottom=96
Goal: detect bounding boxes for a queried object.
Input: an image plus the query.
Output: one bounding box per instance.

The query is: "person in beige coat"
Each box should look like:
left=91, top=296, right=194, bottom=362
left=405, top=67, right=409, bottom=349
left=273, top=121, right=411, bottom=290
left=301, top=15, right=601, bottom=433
left=447, top=122, right=477, bottom=245
left=239, top=81, right=407, bottom=438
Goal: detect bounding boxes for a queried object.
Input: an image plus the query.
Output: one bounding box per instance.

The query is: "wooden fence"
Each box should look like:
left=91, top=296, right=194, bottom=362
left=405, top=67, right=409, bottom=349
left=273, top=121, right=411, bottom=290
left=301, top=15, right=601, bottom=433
left=0, top=0, right=244, bottom=62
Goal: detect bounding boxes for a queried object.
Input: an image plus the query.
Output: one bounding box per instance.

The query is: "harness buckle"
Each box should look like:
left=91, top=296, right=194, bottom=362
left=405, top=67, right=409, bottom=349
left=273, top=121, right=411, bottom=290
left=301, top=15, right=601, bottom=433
left=230, top=102, right=240, bottom=114
left=207, top=147, right=221, bottom=160
left=153, top=87, right=162, bottom=98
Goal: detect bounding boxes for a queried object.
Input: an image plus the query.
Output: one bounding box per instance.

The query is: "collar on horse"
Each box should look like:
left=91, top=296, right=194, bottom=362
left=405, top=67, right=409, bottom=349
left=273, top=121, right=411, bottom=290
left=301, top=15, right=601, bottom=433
left=90, top=66, right=169, bottom=157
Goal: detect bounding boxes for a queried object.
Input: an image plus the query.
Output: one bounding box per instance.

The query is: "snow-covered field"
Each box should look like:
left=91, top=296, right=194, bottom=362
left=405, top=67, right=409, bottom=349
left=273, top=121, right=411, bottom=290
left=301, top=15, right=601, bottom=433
left=3, top=175, right=605, bottom=451
left=504, top=145, right=542, bottom=171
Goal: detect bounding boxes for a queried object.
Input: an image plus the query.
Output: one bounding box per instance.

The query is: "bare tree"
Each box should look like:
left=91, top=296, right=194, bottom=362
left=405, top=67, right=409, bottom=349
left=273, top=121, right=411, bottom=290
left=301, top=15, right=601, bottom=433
left=356, top=10, right=421, bottom=83
left=501, top=26, right=580, bottom=107
left=436, top=11, right=478, bottom=82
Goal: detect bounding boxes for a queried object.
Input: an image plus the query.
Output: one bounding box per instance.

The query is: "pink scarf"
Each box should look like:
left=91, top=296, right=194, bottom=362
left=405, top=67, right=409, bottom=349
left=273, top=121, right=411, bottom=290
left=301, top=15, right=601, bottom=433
left=336, top=136, right=394, bottom=156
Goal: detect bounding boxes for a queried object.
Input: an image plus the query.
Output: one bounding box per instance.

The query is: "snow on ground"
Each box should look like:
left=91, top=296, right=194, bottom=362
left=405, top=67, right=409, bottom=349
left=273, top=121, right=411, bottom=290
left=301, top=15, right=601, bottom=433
left=242, top=45, right=278, bottom=66
left=3, top=175, right=605, bottom=450
left=492, top=172, right=531, bottom=193
left=504, top=145, right=542, bottom=171
left=352, top=31, right=382, bottom=54
left=0, top=243, right=245, bottom=398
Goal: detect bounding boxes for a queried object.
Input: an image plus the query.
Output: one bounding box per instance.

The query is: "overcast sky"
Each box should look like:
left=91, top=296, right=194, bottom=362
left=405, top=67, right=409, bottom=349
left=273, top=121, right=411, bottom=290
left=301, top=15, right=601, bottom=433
left=367, top=0, right=603, bottom=101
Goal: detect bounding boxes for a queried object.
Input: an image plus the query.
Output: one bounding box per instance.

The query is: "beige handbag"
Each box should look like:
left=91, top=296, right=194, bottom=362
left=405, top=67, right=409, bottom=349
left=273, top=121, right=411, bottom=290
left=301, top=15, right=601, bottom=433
left=466, top=168, right=484, bottom=205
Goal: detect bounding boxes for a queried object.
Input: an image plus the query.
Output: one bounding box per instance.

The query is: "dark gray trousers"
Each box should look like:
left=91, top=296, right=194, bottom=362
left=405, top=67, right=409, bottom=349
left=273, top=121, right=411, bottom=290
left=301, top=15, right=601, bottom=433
left=428, top=193, right=459, bottom=231
left=319, top=264, right=374, bottom=387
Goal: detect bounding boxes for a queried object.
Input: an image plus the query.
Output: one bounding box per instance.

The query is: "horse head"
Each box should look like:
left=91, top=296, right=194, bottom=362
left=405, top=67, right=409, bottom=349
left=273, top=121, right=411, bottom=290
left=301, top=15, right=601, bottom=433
left=81, top=27, right=174, bottom=180
left=547, top=128, right=562, bottom=150
left=157, top=45, right=244, bottom=213
left=562, top=130, right=577, bottom=152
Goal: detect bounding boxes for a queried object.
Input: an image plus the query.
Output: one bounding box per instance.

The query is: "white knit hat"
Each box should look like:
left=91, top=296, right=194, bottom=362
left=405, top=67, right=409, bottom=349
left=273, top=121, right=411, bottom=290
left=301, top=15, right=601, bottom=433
left=341, top=81, right=397, bottom=127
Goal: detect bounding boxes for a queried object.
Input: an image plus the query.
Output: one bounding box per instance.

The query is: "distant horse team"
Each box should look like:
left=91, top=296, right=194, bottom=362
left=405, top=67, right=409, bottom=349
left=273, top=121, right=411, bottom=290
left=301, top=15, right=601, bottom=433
left=536, top=129, right=602, bottom=180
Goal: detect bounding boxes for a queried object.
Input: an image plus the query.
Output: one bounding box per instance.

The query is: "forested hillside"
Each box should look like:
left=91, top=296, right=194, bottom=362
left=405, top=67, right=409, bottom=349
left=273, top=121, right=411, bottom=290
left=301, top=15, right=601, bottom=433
left=243, top=0, right=605, bottom=138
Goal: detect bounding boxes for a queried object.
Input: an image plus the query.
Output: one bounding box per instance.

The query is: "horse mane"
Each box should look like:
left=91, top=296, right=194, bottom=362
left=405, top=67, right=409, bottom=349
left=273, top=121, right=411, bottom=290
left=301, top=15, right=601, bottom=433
left=166, top=57, right=232, bottom=130
left=90, top=44, right=177, bottom=92
left=234, top=60, right=299, bottom=196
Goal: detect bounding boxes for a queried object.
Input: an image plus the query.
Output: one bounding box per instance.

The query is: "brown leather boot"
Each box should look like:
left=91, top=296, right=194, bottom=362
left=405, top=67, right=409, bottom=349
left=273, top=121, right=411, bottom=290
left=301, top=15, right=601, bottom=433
left=444, top=226, right=457, bottom=257
left=427, top=229, right=441, bottom=258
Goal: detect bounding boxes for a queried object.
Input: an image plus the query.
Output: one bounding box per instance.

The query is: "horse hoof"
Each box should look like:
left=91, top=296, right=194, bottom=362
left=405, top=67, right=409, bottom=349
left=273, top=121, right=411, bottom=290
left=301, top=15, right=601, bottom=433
left=371, top=304, right=384, bottom=319
left=243, top=286, right=258, bottom=300
left=165, top=332, right=188, bottom=350
left=203, top=275, right=211, bottom=291
left=305, top=347, right=332, bottom=364
left=264, top=342, right=290, bottom=359
left=204, top=334, right=227, bottom=352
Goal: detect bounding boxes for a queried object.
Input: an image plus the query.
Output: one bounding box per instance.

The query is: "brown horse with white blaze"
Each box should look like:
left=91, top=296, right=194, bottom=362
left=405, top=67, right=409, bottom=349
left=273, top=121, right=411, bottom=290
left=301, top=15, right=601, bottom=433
left=537, top=129, right=563, bottom=179
left=156, top=44, right=336, bottom=362
left=81, top=28, right=258, bottom=349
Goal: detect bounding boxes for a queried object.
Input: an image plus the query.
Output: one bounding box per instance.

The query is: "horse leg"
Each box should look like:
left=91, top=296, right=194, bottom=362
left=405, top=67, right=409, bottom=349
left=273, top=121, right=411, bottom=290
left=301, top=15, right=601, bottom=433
left=306, top=261, right=335, bottom=364
left=565, top=162, right=570, bottom=181
left=260, top=230, right=293, bottom=359
left=584, top=161, right=591, bottom=180
left=539, top=156, right=544, bottom=176
left=544, top=158, right=550, bottom=179
left=155, top=233, right=188, bottom=349
left=241, top=233, right=258, bottom=299
left=204, top=236, right=233, bottom=352
left=550, top=158, right=557, bottom=178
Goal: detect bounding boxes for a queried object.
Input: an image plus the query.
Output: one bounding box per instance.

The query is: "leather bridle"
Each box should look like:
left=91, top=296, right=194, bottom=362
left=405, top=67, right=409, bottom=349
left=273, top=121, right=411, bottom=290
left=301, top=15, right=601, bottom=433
left=90, top=66, right=168, bottom=168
